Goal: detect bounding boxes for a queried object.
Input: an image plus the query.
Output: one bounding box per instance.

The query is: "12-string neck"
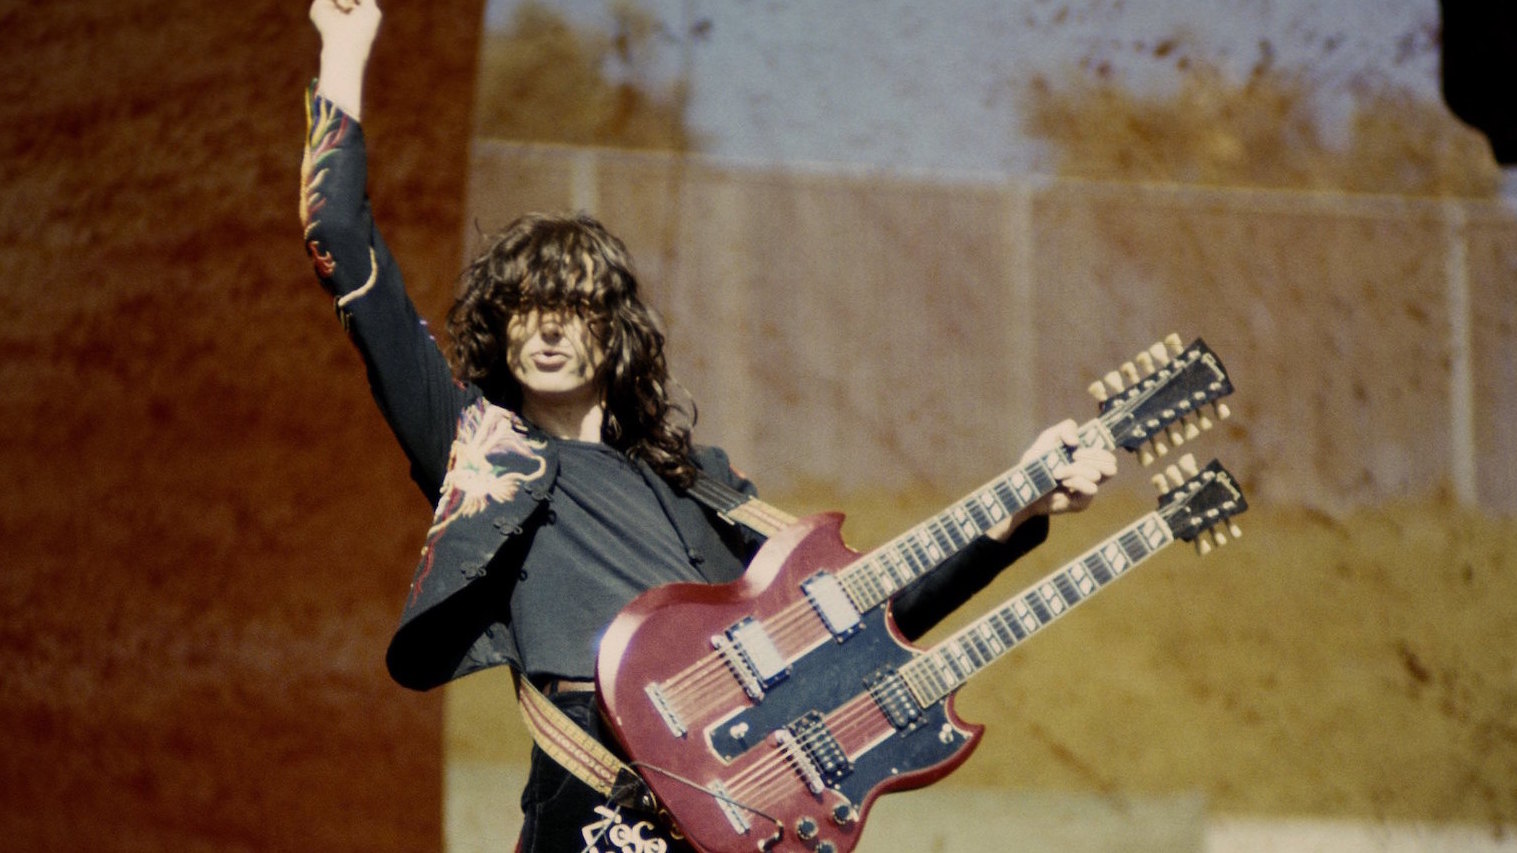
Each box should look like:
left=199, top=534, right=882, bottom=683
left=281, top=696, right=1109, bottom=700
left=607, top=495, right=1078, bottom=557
left=836, top=419, right=1112, bottom=611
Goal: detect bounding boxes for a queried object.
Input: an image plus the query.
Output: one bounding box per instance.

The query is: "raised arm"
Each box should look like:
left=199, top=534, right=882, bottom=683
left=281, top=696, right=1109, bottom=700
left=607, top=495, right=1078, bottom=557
left=310, top=0, right=381, bottom=118
left=302, top=0, right=475, bottom=503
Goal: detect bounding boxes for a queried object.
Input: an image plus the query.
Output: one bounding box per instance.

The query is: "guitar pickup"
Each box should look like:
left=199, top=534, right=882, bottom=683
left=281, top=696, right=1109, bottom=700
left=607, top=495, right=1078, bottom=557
left=802, top=572, right=862, bottom=639
left=717, top=617, right=790, bottom=700
left=865, top=668, right=923, bottom=730
left=785, top=711, right=852, bottom=787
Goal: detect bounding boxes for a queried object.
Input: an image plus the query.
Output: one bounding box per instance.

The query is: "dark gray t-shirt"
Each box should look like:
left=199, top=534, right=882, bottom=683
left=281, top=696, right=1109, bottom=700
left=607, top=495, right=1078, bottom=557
left=509, top=439, right=712, bottom=679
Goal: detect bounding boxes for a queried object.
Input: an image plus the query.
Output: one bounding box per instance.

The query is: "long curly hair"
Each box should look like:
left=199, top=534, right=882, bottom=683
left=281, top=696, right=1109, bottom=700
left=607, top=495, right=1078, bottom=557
left=446, top=212, right=698, bottom=486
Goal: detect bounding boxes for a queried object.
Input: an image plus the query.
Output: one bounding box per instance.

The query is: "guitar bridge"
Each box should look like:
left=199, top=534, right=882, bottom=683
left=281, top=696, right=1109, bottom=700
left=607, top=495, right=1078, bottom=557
left=644, top=681, right=686, bottom=737
left=710, top=781, right=753, bottom=834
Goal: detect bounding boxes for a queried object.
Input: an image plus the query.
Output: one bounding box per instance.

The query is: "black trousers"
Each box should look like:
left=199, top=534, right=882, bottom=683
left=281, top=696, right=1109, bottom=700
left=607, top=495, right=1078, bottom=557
left=517, top=692, right=694, bottom=853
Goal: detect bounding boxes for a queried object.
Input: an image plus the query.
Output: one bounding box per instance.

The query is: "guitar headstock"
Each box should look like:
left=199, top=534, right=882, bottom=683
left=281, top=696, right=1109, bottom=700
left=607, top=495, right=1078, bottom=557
left=1090, top=334, right=1234, bottom=465
left=1153, top=455, right=1248, bottom=555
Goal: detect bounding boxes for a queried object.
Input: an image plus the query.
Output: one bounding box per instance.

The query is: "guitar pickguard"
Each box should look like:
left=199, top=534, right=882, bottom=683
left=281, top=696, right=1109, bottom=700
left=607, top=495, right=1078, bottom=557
left=707, top=608, right=924, bottom=761
left=598, top=516, right=983, bottom=853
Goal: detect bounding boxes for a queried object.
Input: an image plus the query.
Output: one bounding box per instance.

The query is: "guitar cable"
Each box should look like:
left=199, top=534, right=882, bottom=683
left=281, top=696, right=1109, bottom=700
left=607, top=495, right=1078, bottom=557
left=629, top=759, right=785, bottom=832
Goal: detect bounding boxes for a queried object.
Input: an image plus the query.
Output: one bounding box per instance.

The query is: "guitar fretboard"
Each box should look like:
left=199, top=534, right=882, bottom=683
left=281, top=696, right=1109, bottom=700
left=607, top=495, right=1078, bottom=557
left=899, top=511, right=1174, bottom=707
left=836, top=419, right=1113, bottom=611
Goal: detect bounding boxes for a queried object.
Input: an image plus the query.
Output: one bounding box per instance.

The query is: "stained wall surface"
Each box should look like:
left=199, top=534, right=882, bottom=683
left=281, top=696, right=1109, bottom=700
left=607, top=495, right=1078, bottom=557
left=1, top=0, right=482, bottom=849
left=466, top=143, right=1517, bottom=512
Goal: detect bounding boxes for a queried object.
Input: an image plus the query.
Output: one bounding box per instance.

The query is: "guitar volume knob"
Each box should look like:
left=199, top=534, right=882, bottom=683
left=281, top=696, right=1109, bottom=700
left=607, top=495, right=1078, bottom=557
left=816, top=843, right=838, bottom=853
left=796, top=816, right=819, bottom=841
left=831, top=803, right=857, bottom=826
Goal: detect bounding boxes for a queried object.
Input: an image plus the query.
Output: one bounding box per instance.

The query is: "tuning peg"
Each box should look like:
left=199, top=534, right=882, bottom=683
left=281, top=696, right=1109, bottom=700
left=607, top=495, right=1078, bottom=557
left=1120, top=361, right=1141, bottom=385
left=1151, top=436, right=1170, bottom=460
left=1167, top=424, right=1186, bottom=447
left=1088, top=380, right=1109, bottom=402
left=1150, top=342, right=1172, bottom=366
left=1105, top=371, right=1125, bottom=395
left=1164, top=333, right=1183, bottom=356
left=1228, top=522, right=1242, bottom=539
left=1178, top=454, right=1199, bottom=478
left=1212, top=401, right=1231, bottom=421
left=1183, top=417, right=1202, bottom=440
left=1151, top=473, right=1170, bottom=494
left=1210, top=526, right=1229, bottom=547
left=1164, top=463, right=1184, bottom=490
left=1196, top=535, right=1214, bottom=556
left=1135, top=351, right=1156, bottom=376
left=1139, top=447, right=1156, bottom=466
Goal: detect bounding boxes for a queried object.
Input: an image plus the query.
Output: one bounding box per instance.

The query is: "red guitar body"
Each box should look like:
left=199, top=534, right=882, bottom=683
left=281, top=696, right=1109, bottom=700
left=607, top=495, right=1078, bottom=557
left=596, top=336, right=1239, bottom=851
left=597, top=513, right=981, bottom=853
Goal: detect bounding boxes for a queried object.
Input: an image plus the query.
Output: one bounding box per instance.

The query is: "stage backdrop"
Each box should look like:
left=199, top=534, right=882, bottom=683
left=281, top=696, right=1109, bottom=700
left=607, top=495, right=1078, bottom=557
left=445, top=2, right=1516, bottom=850
left=3, top=1, right=1515, bottom=852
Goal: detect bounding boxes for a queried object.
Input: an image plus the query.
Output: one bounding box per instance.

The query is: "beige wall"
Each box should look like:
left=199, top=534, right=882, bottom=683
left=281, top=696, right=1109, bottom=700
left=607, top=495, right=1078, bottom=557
left=466, top=142, right=1517, bottom=512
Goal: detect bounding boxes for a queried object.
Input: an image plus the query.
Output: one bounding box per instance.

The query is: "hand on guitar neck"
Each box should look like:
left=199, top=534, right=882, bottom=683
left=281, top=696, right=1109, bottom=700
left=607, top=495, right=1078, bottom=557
left=986, top=419, right=1118, bottom=543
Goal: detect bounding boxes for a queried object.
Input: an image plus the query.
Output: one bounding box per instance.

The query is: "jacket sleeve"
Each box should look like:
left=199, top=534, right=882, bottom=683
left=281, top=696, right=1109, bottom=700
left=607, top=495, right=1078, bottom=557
left=888, top=514, right=1050, bottom=641
left=300, top=84, right=474, bottom=503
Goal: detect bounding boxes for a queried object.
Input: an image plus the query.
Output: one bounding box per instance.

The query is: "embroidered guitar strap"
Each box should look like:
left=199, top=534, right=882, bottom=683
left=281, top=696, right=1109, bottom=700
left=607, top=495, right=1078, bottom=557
left=513, top=673, right=657, bottom=813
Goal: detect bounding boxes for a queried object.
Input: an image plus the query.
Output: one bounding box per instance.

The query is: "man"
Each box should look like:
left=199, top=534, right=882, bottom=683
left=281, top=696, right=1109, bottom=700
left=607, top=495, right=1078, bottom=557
left=302, top=1, right=1116, bottom=849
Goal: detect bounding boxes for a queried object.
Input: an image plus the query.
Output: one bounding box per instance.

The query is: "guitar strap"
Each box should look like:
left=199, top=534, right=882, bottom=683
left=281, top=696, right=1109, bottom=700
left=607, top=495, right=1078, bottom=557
left=683, top=471, right=798, bottom=538
left=512, top=672, right=656, bottom=812
left=511, top=471, right=798, bottom=812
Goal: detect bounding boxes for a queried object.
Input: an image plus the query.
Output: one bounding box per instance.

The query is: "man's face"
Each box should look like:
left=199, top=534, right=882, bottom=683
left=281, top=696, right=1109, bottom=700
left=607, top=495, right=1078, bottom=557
left=505, top=305, right=606, bottom=406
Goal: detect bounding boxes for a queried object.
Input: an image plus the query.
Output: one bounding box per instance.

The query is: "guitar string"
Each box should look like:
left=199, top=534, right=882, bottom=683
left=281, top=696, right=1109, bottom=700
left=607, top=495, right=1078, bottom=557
left=651, top=473, right=1043, bottom=722
left=810, top=530, right=1165, bottom=768
left=651, top=476, right=1098, bottom=745
left=635, top=383, right=1210, bottom=823
left=629, top=759, right=785, bottom=832
left=658, top=502, right=1012, bottom=720
left=730, top=695, right=883, bottom=801
left=725, top=693, right=887, bottom=805
left=653, top=597, right=813, bottom=700
left=655, top=603, right=823, bottom=720
left=653, top=587, right=831, bottom=708
left=659, top=430, right=1212, bottom=819
left=653, top=493, right=998, bottom=710
left=643, top=449, right=1084, bottom=725
left=726, top=505, right=1180, bottom=807
left=686, top=494, right=1094, bottom=808
left=736, top=670, right=981, bottom=810
left=722, top=578, right=1106, bottom=805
